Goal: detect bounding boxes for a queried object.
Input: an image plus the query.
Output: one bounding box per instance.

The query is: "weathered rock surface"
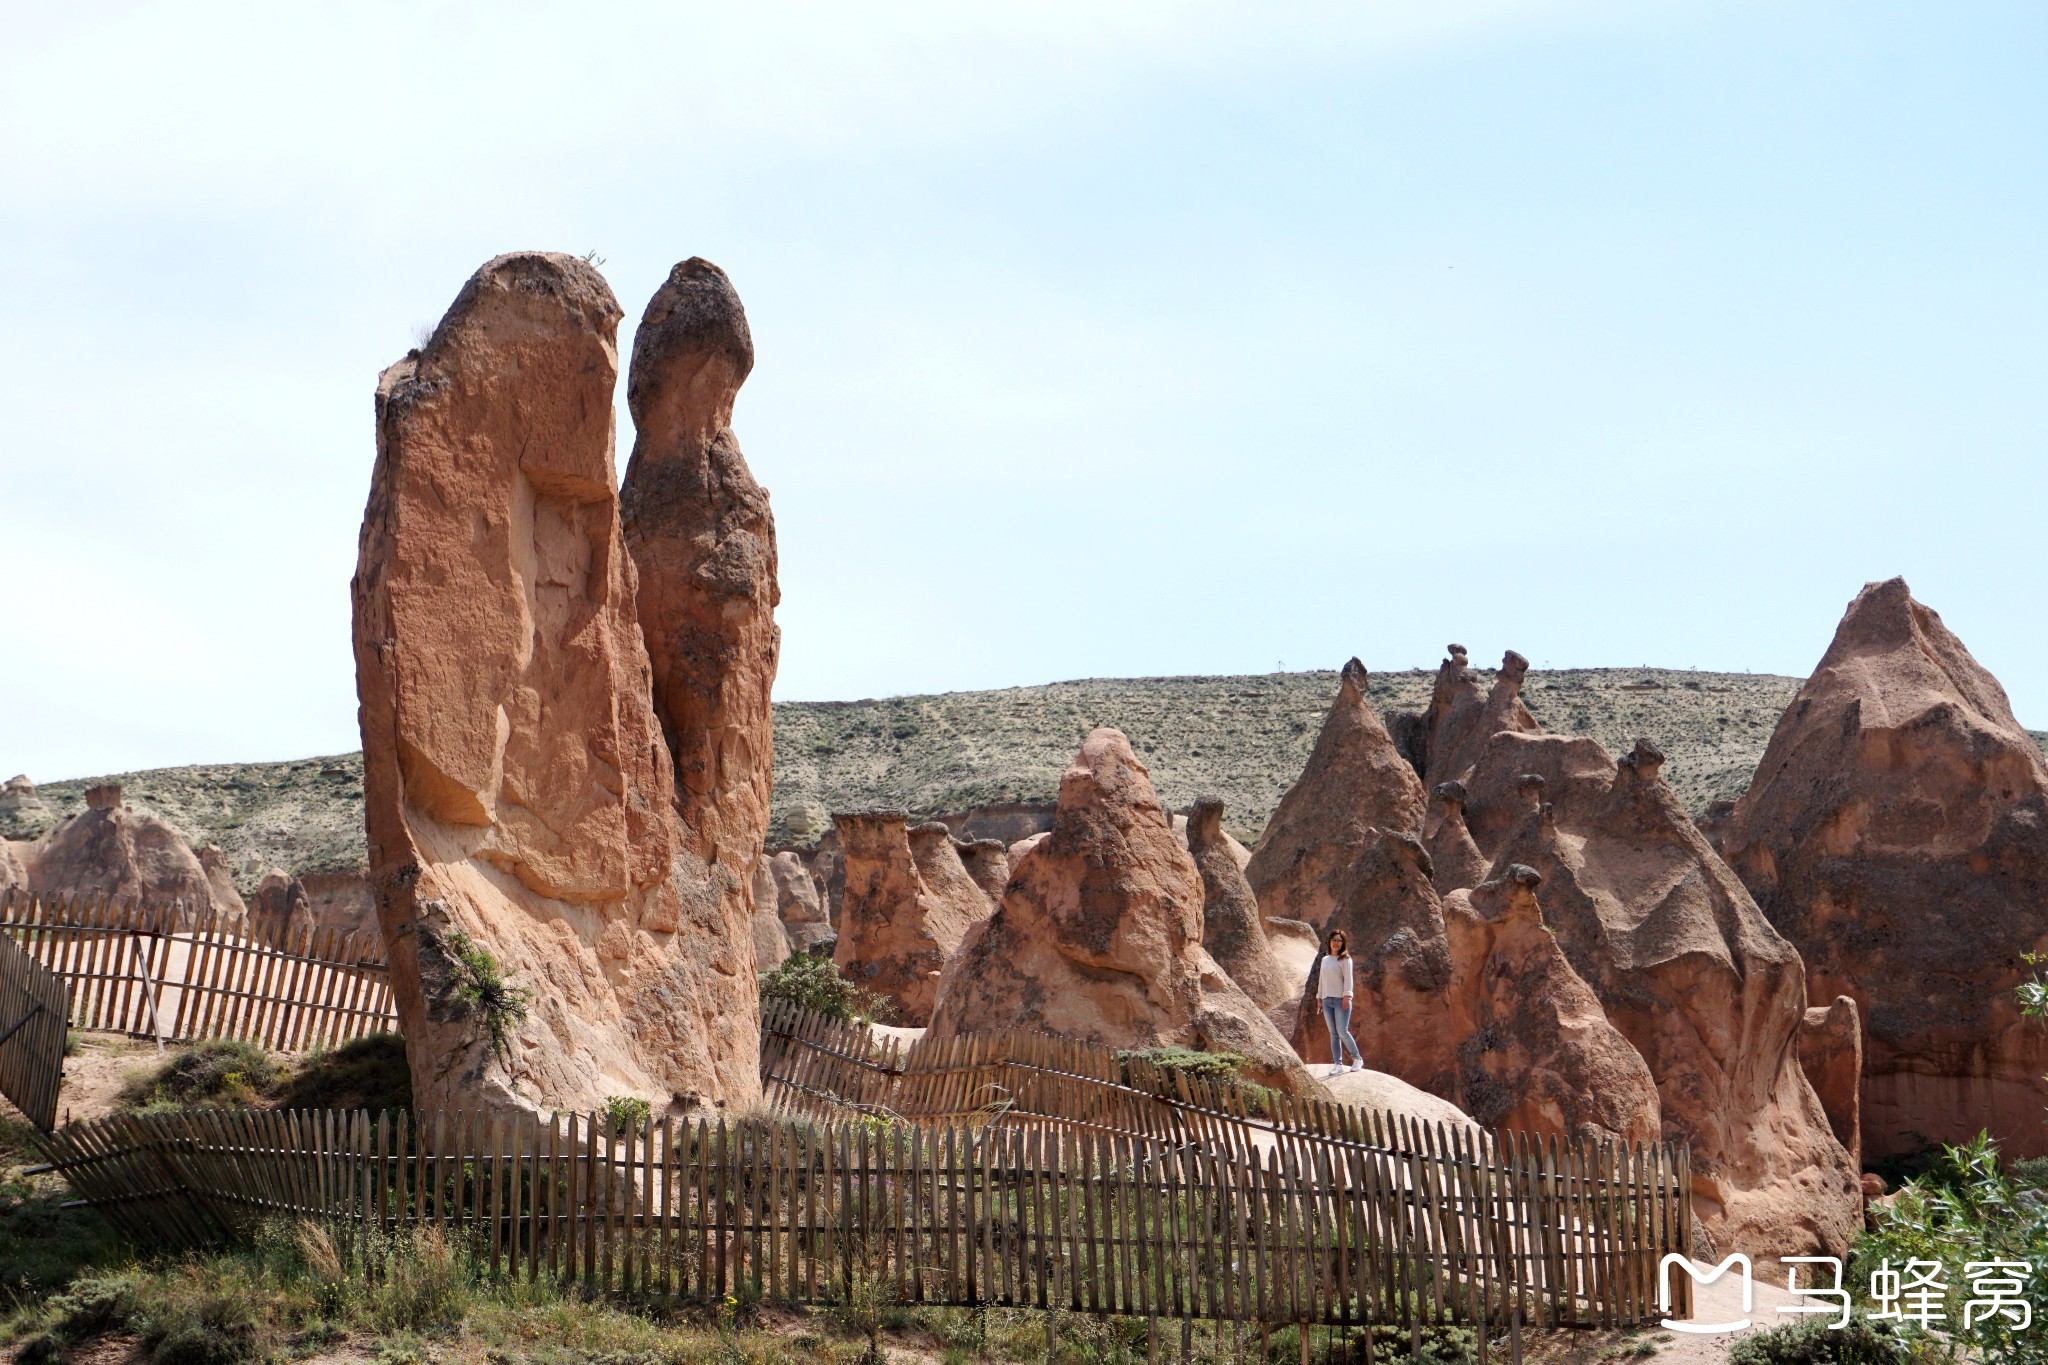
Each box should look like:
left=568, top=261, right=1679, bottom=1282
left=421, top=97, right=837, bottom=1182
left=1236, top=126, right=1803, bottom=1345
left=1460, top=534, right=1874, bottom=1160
left=1314, top=1065, right=1480, bottom=1132
left=1247, top=659, right=1428, bottom=930
left=1799, top=996, right=1863, bottom=1170
left=1287, top=829, right=1456, bottom=1095
left=768, top=850, right=826, bottom=924
left=0, top=839, right=30, bottom=890
left=928, top=729, right=1315, bottom=1095
left=1719, top=578, right=2048, bottom=1161
left=352, top=251, right=759, bottom=1118
left=300, top=871, right=378, bottom=938
left=753, top=911, right=791, bottom=971
left=1407, top=647, right=1541, bottom=801
left=1479, top=731, right=1858, bottom=1256
left=1188, top=796, right=1292, bottom=1012
left=831, top=811, right=991, bottom=1026
left=1006, top=831, right=1049, bottom=865
left=27, top=784, right=241, bottom=916
left=1441, top=866, right=1661, bottom=1144
left=0, top=775, right=41, bottom=816
left=195, top=845, right=249, bottom=920
left=1171, top=812, right=1252, bottom=870
left=621, top=257, right=779, bottom=891
left=248, top=868, right=309, bottom=935
left=1424, top=782, right=1489, bottom=895
left=955, top=838, right=1011, bottom=904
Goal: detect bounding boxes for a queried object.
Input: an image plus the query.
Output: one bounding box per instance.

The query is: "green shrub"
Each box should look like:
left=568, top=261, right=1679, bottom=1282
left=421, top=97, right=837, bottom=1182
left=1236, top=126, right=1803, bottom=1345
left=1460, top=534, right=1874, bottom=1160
left=119, top=1040, right=281, bottom=1112
left=1726, top=1316, right=1913, bottom=1365
left=1118, top=1045, right=1246, bottom=1083
left=603, top=1095, right=653, bottom=1136
left=760, top=953, right=890, bottom=1024
left=439, top=931, right=533, bottom=1063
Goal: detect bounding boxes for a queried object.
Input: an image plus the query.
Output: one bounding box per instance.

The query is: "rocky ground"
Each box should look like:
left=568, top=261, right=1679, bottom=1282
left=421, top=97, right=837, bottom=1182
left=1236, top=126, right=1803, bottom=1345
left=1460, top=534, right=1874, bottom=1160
left=16, top=662, right=1995, bottom=870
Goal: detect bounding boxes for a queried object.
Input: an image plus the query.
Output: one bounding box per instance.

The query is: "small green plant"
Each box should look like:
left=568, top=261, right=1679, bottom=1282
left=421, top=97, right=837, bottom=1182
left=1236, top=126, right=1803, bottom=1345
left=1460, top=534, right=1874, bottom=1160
left=439, top=931, right=533, bottom=1063
left=118, top=1040, right=281, bottom=1112
left=760, top=953, right=890, bottom=1024
left=602, top=1094, right=652, bottom=1136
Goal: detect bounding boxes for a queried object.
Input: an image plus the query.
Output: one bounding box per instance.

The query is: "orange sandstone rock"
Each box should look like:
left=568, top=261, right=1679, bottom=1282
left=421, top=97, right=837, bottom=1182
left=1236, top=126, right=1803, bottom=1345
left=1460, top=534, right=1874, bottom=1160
left=352, top=251, right=758, bottom=1118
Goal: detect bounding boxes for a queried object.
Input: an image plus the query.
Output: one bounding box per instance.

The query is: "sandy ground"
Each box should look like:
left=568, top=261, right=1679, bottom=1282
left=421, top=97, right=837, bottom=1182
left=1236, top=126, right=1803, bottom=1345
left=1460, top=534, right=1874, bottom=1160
left=0, top=1030, right=160, bottom=1131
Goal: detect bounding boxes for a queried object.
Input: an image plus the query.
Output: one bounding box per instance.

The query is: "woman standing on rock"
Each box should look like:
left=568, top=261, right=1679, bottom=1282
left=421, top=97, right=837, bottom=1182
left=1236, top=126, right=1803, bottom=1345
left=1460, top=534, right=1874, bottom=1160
left=1319, top=930, right=1366, bottom=1073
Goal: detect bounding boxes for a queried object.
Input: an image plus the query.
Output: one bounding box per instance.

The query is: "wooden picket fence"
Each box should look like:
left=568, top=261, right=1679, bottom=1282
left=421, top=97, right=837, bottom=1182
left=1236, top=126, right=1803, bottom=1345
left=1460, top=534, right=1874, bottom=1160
left=0, top=921, right=67, bottom=1130
left=0, top=889, right=396, bottom=1052
left=34, top=1097, right=1690, bottom=1348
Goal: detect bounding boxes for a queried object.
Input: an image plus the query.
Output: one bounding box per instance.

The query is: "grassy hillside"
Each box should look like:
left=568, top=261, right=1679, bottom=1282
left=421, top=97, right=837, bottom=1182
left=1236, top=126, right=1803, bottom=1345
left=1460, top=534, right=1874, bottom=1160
left=3, top=665, right=1859, bottom=876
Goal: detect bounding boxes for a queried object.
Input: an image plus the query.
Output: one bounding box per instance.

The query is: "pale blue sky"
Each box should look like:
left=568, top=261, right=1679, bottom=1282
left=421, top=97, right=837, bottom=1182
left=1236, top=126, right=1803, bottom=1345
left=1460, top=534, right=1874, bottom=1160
left=2, top=1, right=2043, bottom=780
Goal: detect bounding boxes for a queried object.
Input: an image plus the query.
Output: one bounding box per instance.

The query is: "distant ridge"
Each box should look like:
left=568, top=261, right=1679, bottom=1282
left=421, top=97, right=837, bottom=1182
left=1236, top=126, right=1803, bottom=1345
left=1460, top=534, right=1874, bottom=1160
left=13, top=665, right=2033, bottom=885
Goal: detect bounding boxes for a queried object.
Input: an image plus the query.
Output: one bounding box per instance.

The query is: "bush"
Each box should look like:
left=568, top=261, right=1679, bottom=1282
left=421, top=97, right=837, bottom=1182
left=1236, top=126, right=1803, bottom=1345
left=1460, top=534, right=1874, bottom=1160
left=1118, top=1045, right=1247, bottom=1083
left=119, top=1040, right=281, bottom=1112
left=439, top=931, right=533, bottom=1062
left=603, top=1095, right=653, bottom=1136
left=1727, top=1317, right=1914, bottom=1365
left=760, top=953, right=890, bottom=1024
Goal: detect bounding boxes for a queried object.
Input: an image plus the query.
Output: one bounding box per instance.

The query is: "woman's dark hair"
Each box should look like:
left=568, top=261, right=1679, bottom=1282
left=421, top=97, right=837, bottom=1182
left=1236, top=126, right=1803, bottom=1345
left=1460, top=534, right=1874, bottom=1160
left=1326, top=930, right=1350, bottom=958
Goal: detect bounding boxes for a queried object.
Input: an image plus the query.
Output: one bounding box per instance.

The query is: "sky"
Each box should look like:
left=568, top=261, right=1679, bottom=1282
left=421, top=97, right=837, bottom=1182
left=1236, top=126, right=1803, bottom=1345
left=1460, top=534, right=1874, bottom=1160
left=1, top=1, right=2044, bottom=781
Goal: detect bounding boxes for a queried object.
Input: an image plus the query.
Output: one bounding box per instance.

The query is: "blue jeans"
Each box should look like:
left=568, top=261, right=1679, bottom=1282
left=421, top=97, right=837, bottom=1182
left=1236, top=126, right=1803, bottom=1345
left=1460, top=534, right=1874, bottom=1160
left=1322, top=996, right=1363, bottom=1067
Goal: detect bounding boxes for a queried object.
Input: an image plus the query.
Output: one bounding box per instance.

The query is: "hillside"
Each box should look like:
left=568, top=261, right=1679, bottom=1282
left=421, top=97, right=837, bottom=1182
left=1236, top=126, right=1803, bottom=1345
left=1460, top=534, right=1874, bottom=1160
left=12, top=664, right=2036, bottom=880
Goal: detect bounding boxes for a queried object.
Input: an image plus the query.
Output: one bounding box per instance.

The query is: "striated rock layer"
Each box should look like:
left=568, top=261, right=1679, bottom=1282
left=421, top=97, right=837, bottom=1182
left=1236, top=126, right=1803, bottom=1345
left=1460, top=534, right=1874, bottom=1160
left=352, top=251, right=761, bottom=1118
left=928, top=729, right=1314, bottom=1095
left=1719, top=578, right=2048, bottom=1160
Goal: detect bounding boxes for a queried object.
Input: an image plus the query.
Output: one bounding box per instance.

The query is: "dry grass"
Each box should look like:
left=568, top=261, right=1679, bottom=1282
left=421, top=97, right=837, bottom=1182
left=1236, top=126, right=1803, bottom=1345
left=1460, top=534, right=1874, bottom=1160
left=11, top=669, right=2043, bottom=861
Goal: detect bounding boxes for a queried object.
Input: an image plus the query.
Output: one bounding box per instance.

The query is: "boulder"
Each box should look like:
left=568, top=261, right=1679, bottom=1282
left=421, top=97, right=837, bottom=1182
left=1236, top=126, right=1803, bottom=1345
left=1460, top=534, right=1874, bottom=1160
left=955, top=837, right=1011, bottom=904
left=768, top=850, right=827, bottom=924
left=1287, top=830, right=1457, bottom=1098
left=352, top=251, right=758, bottom=1118
left=1718, top=578, right=2048, bottom=1161
left=1314, top=1066, right=1480, bottom=1133
left=831, top=811, right=991, bottom=1027
left=1799, top=996, right=1863, bottom=1170
left=927, top=728, right=1315, bottom=1096
left=248, top=868, right=309, bottom=935
left=1440, top=866, right=1660, bottom=1144
left=1246, top=659, right=1428, bottom=930
left=27, top=784, right=239, bottom=917
left=1187, top=796, right=1292, bottom=1012
left=1481, top=731, right=1859, bottom=1256
left=1424, top=781, right=1489, bottom=895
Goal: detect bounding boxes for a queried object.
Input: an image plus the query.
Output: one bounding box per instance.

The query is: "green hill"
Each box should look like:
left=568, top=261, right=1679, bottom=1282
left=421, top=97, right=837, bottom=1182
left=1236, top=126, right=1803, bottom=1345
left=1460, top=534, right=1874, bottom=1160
left=11, top=665, right=2037, bottom=884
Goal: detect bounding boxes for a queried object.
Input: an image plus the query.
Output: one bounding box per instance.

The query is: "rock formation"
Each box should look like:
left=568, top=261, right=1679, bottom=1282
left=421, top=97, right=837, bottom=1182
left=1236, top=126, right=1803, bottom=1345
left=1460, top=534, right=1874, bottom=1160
left=248, top=868, right=309, bottom=935
left=1171, top=812, right=1252, bottom=869
left=1424, top=781, right=1489, bottom=895
left=620, top=256, right=779, bottom=903
left=0, top=775, right=43, bottom=816
left=195, top=845, right=249, bottom=920
left=1479, top=731, right=1858, bottom=1255
left=1287, top=830, right=1457, bottom=1097
left=1718, top=578, right=2048, bottom=1160
left=26, top=784, right=240, bottom=917
left=1187, top=796, right=1292, bottom=1015
left=955, top=838, right=1011, bottom=904
left=832, top=811, right=992, bottom=1026
left=1440, top=866, right=1660, bottom=1144
left=0, top=840, right=30, bottom=891
left=1800, top=996, right=1863, bottom=1170
left=753, top=909, right=791, bottom=971
left=1247, top=659, right=1428, bottom=930
left=928, top=729, right=1314, bottom=1095
left=764, top=850, right=834, bottom=955
left=352, top=251, right=759, bottom=1118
